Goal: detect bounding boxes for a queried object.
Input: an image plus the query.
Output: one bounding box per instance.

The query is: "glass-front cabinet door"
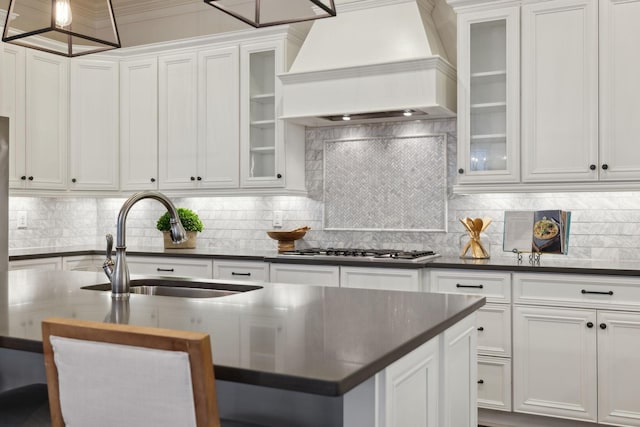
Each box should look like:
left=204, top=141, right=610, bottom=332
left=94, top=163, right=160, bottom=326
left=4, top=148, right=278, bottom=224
left=240, top=40, right=285, bottom=188
left=456, top=7, right=520, bottom=185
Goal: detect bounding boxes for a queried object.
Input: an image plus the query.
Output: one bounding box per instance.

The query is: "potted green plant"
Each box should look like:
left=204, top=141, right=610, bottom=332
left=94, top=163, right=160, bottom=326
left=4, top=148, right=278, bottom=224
left=156, top=208, right=204, bottom=249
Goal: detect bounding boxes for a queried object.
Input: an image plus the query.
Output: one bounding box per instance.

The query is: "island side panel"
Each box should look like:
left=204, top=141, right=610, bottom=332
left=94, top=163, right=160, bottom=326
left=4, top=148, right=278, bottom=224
left=441, top=313, right=479, bottom=427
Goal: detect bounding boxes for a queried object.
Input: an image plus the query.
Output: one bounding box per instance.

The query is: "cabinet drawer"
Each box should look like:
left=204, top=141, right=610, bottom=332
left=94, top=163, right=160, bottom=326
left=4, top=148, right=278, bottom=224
left=477, top=304, right=511, bottom=357
left=269, top=264, right=339, bottom=287
left=430, top=269, right=511, bottom=303
left=126, top=256, right=213, bottom=279
left=513, top=273, right=640, bottom=310
left=213, top=260, right=268, bottom=282
left=478, top=356, right=512, bottom=412
left=340, top=267, right=422, bottom=292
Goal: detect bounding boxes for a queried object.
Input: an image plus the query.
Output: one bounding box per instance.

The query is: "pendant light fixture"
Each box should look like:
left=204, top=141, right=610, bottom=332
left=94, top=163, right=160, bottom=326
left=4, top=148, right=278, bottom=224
left=203, top=0, right=337, bottom=28
left=2, top=0, right=121, bottom=57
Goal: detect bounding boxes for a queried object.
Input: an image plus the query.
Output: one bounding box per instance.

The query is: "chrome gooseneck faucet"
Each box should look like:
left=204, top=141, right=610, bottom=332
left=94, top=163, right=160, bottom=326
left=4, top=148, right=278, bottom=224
left=103, top=191, right=187, bottom=299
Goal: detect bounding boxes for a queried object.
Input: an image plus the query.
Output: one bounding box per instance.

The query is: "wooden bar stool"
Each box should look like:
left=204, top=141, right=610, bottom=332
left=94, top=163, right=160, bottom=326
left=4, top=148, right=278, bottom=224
left=41, top=318, right=265, bottom=427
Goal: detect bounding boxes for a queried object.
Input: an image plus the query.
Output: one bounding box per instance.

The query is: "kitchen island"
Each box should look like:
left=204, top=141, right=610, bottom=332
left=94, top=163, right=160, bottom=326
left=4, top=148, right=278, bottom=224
left=0, top=269, right=484, bottom=427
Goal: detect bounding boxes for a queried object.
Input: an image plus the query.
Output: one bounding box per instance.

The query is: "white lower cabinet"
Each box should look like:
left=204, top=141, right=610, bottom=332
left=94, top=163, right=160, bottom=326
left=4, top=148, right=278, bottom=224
left=269, top=263, right=339, bottom=287
left=430, top=269, right=512, bottom=412
left=513, top=305, right=598, bottom=422
left=375, top=313, right=478, bottom=427
left=512, top=272, right=640, bottom=426
left=340, top=267, right=423, bottom=292
left=381, top=334, right=440, bottom=426
left=477, top=304, right=511, bottom=357
left=213, top=260, right=268, bottom=282
left=478, top=355, right=512, bottom=412
left=125, top=256, right=213, bottom=279
left=597, top=311, right=640, bottom=426
left=441, top=313, right=478, bottom=427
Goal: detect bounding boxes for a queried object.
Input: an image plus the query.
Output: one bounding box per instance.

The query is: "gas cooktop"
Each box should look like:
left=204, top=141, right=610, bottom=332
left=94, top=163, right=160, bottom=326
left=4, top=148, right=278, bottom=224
left=278, top=248, right=440, bottom=263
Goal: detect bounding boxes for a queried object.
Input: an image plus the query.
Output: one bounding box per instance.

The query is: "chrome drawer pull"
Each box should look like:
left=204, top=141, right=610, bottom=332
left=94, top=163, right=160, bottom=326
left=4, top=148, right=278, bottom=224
left=581, top=289, right=613, bottom=296
left=232, top=272, right=251, bottom=276
left=456, top=284, right=484, bottom=289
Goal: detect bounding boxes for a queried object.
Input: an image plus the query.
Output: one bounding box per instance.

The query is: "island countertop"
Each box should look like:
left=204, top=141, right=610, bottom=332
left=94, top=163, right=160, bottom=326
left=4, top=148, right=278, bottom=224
left=0, top=270, right=484, bottom=396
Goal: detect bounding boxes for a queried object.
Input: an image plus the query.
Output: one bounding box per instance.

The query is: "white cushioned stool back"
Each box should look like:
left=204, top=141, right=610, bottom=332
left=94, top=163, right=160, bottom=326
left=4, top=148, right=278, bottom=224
left=50, top=335, right=197, bottom=427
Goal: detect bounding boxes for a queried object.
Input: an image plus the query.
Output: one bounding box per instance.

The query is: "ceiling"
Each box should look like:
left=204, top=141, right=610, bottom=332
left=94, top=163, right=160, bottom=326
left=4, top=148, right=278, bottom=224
left=111, top=0, right=195, bottom=17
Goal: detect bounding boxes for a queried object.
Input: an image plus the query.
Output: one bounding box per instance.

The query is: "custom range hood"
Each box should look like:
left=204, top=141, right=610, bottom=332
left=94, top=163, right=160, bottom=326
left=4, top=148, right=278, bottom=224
left=279, top=0, right=457, bottom=126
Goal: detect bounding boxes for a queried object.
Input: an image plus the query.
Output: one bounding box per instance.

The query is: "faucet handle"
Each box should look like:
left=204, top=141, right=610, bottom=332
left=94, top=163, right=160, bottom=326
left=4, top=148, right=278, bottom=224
left=105, top=234, right=114, bottom=261
left=103, top=234, right=115, bottom=281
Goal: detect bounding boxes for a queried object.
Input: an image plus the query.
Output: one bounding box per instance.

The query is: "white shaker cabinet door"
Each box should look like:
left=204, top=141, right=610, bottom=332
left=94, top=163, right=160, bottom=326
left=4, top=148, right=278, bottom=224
left=382, top=336, right=440, bottom=427
left=513, top=305, right=598, bottom=422
left=158, top=52, right=199, bottom=190
left=120, top=57, right=159, bottom=191
left=599, top=0, right=640, bottom=181
left=521, top=0, right=598, bottom=182
left=197, top=45, right=240, bottom=189
left=25, top=50, right=68, bottom=189
left=1, top=43, right=27, bottom=189
left=69, top=59, right=119, bottom=190
left=597, top=310, right=640, bottom=426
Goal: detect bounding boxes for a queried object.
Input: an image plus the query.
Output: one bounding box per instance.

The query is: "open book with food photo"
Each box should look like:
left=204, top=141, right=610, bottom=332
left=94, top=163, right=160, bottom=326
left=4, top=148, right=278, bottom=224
left=503, top=210, right=571, bottom=254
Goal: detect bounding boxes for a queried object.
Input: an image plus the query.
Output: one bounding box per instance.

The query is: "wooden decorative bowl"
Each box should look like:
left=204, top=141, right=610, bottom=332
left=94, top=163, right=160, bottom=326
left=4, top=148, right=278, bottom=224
left=267, top=227, right=309, bottom=252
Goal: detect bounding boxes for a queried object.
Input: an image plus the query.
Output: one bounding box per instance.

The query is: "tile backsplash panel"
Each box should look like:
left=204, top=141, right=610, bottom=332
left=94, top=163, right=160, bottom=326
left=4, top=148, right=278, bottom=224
left=7, top=117, right=640, bottom=261
left=323, top=135, right=447, bottom=231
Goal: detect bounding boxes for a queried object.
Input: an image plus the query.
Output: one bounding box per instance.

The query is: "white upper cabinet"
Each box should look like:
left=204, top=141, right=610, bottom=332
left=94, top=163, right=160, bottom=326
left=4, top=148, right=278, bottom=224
left=120, top=57, right=159, bottom=191
left=456, top=7, right=520, bottom=184
left=240, top=41, right=282, bottom=188
left=240, top=39, right=305, bottom=192
left=197, top=45, right=240, bottom=189
left=23, top=50, right=69, bottom=190
left=599, top=0, right=640, bottom=181
left=2, top=46, right=68, bottom=190
left=4, top=28, right=303, bottom=196
left=453, top=0, right=640, bottom=191
left=521, top=0, right=599, bottom=183
left=1, top=43, right=26, bottom=189
left=158, top=51, right=199, bottom=190
left=69, top=59, right=119, bottom=191
left=158, top=46, right=240, bottom=190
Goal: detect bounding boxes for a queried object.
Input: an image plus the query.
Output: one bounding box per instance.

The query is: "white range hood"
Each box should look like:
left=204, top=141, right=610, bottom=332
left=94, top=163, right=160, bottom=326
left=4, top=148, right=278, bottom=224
left=279, top=0, right=457, bottom=126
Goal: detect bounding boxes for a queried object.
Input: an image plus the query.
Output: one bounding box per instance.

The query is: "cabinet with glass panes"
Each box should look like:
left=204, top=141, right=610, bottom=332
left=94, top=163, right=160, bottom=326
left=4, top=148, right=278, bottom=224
left=456, top=7, right=520, bottom=184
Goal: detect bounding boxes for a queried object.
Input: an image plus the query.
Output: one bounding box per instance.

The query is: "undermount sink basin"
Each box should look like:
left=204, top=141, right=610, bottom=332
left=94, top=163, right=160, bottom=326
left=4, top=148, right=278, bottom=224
left=81, top=278, right=262, bottom=299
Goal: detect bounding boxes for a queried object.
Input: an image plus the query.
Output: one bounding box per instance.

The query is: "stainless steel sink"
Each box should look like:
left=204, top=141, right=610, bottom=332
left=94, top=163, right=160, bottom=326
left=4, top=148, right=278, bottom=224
left=81, top=278, right=262, bottom=299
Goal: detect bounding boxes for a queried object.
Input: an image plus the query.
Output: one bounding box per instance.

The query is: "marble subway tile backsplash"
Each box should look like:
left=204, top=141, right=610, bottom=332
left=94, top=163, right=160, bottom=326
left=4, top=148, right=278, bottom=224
left=7, top=118, right=640, bottom=261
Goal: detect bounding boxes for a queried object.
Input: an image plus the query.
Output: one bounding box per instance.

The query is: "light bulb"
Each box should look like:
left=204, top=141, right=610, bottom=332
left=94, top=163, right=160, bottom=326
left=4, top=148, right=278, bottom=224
left=55, top=0, right=72, bottom=27
left=403, top=109, right=413, bottom=117
left=342, top=114, right=351, bottom=121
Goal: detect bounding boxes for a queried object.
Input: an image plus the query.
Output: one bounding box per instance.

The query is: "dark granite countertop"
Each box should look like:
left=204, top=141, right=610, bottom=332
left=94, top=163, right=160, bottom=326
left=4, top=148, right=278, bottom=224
left=0, top=270, right=484, bottom=396
left=427, top=255, right=640, bottom=276
left=10, top=246, right=640, bottom=275
left=8, top=246, right=275, bottom=261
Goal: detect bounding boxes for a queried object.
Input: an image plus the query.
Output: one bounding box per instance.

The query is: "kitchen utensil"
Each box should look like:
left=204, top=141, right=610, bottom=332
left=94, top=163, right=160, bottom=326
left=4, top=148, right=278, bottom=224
left=460, top=217, right=491, bottom=259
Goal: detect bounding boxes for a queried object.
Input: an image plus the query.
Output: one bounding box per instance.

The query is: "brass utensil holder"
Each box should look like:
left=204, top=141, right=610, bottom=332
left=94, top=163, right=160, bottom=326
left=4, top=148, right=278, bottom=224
left=459, top=217, right=492, bottom=259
